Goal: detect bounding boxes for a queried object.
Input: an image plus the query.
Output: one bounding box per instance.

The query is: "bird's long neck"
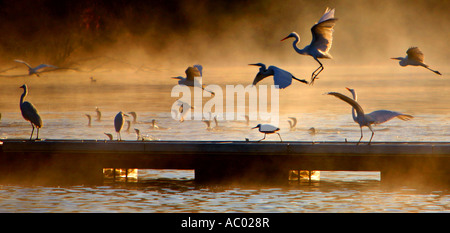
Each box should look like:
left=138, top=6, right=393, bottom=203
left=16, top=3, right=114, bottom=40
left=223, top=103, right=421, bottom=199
left=291, top=34, right=308, bottom=55
left=20, top=87, right=27, bottom=105
left=349, top=91, right=358, bottom=122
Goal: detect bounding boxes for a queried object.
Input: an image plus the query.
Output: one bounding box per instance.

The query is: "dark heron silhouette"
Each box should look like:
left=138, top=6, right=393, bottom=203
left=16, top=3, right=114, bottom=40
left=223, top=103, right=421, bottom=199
left=19, top=84, right=43, bottom=140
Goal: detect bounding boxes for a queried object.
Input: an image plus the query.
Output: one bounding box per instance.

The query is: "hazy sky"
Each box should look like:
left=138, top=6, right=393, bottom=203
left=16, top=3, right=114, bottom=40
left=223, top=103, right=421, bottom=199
left=0, top=0, right=448, bottom=68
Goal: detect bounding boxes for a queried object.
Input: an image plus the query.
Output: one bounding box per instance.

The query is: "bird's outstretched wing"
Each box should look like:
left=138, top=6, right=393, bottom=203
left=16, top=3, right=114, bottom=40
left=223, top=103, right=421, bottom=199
left=366, top=110, right=413, bottom=125
left=311, top=8, right=337, bottom=54
left=270, top=66, right=294, bottom=89
left=327, top=92, right=365, bottom=116
left=34, top=64, right=58, bottom=72
left=14, top=59, right=32, bottom=69
left=252, top=71, right=271, bottom=86
left=406, top=47, right=425, bottom=63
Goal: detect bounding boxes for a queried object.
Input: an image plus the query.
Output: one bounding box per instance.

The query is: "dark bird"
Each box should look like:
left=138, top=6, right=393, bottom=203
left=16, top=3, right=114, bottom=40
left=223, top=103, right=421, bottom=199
left=19, top=84, right=43, bottom=140
left=249, top=63, right=308, bottom=88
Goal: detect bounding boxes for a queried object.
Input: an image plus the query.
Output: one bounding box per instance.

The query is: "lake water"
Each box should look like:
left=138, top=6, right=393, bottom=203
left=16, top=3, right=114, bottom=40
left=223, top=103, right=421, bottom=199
left=0, top=65, right=449, bottom=213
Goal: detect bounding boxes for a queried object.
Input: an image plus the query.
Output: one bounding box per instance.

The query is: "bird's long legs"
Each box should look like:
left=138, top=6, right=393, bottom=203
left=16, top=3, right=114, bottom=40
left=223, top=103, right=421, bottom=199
left=368, top=127, right=375, bottom=145
left=357, top=127, right=363, bottom=145
left=36, top=128, right=40, bottom=140
left=29, top=123, right=35, bottom=140
left=258, top=133, right=267, bottom=142
left=277, top=133, right=283, bottom=142
left=310, top=58, right=324, bottom=85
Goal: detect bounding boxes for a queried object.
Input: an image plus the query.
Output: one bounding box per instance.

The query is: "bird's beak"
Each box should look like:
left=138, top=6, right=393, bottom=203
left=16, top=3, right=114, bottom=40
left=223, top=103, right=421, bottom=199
left=252, top=126, right=258, bottom=129
left=124, top=114, right=129, bottom=117
left=390, top=57, right=400, bottom=60
left=280, top=36, right=290, bottom=42
left=248, top=64, right=258, bottom=66
left=345, top=87, right=350, bottom=91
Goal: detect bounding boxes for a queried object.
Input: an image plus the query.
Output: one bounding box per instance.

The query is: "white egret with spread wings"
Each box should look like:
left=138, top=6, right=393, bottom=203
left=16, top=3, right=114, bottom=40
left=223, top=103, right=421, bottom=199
left=327, top=88, right=413, bottom=145
left=14, top=59, right=58, bottom=77
left=249, top=63, right=308, bottom=88
left=391, top=47, right=441, bottom=75
left=281, top=8, right=338, bottom=85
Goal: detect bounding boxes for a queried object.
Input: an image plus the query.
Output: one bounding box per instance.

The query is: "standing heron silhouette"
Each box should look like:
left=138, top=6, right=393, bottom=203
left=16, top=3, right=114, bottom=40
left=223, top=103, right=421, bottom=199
left=19, top=84, right=43, bottom=140
left=114, top=111, right=129, bottom=141
left=281, top=8, right=338, bottom=85
left=252, top=124, right=283, bottom=142
left=327, top=88, right=413, bottom=145
left=391, top=47, right=441, bottom=75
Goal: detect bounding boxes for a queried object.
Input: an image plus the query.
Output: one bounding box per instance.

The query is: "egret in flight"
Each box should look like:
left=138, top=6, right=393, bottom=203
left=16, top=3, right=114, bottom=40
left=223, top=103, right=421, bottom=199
left=252, top=124, right=283, bottom=142
left=327, top=88, right=413, bottom=145
left=19, top=84, right=43, bottom=140
left=172, top=64, right=215, bottom=95
left=281, top=8, right=338, bottom=85
left=14, top=59, right=58, bottom=77
left=391, top=47, right=441, bottom=75
left=249, top=63, right=308, bottom=88
left=114, top=111, right=129, bottom=141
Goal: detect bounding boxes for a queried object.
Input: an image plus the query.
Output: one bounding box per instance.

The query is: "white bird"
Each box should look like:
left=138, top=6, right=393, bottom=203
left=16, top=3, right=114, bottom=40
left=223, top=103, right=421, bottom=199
left=114, top=111, right=129, bottom=141
left=172, top=64, right=215, bottom=95
left=249, top=63, right=308, bottom=88
left=391, top=47, right=441, bottom=75
left=287, top=117, right=297, bottom=131
left=281, top=8, right=338, bottom=85
left=14, top=59, right=58, bottom=77
left=327, top=88, right=414, bottom=145
left=19, top=84, right=43, bottom=140
left=252, top=124, right=282, bottom=142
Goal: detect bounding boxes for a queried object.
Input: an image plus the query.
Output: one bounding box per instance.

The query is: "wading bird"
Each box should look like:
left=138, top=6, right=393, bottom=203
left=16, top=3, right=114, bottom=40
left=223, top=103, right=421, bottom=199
left=287, top=117, right=298, bottom=131
left=14, top=59, right=58, bottom=77
left=128, top=112, right=137, bottom=123
left=85, top=114, right=92, bottom=127
left=19, top=84, right=43, bottom=140
left=95, top=107, right=102, bottom=121
left=252, top=124, right=282, bottom=142
left=249, top=63, right=308, bottom=88
left=104, top=133, right=113, bottom=141
left=327, top=88, right=413, bottom=145
left=281, top=8, right=338, bottom=85
left=114, top=111, right=129, bottom=141
left=172, top=64, right=215, bottom=95
left=391, top=47, right=441, bottom=75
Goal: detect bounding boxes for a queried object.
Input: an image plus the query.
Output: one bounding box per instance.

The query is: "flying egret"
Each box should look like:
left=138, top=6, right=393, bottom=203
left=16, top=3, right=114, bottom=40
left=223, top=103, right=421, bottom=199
left=249, top=63, right=308, bottom=88
left=391, top=47, right=441, bottom=75
left=252, top=124, right=283, bottom=142
left=287, top=117, right=298, bottom=131
left=14, top=59, right=58, bottom=77
left=19, top=84, right=43, bottom=140
left=327, top=88, right=413, bottom=145
left=172, top=64, right=215, bottom=95
left=114, top=111, right=129, bottom=141
left=281, top=8, right=338, bottom=85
